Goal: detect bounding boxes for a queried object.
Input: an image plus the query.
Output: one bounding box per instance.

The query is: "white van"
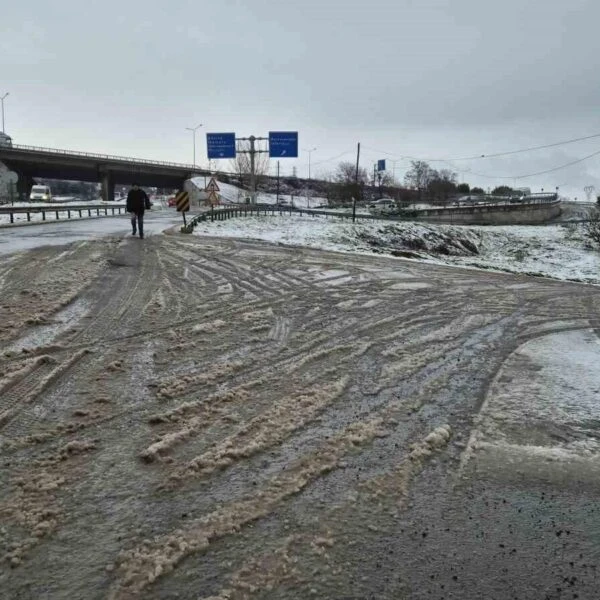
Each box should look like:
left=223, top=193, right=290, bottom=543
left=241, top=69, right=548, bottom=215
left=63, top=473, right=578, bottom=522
left=30, top=185, right=52, bottom=202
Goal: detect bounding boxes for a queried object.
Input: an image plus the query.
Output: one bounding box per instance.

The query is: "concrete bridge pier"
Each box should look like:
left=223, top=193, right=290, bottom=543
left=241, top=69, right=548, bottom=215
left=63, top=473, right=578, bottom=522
left=100, top=171, right=115, bottom=202
left=17, top=174, right=34, bottom=202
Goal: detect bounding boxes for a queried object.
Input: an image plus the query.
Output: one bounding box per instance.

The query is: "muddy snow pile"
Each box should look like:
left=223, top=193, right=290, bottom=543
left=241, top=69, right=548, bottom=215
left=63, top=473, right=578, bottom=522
left=357, top=223, right=481, bottom=258
left=192, top=216, right=481, bottom=259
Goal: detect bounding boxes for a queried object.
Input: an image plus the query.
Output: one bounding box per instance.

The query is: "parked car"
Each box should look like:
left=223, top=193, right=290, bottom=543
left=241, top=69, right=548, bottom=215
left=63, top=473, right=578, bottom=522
left=369, top=198, right=396, bottom=211
left=167, top=196, right=177, bottom=207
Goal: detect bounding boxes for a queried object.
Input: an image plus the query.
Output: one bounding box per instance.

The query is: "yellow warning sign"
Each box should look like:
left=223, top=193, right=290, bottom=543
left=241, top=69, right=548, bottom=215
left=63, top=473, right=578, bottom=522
left=175, top=190, right=190, bottom=212
left=208, top=190, right=220, bottom=206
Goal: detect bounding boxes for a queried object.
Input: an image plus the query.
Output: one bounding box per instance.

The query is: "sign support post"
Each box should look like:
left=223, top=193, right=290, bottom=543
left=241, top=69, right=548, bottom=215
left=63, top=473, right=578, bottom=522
left=237, top=136, right=268, bottom=204
left=175, top=190, right=190, bottom=227
left=277, top=161, right=280, bottom=204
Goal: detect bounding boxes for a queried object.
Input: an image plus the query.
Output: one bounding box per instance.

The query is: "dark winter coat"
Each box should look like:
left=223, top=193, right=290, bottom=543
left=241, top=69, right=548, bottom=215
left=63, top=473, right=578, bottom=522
left=126, top=188, right=150, bottom=213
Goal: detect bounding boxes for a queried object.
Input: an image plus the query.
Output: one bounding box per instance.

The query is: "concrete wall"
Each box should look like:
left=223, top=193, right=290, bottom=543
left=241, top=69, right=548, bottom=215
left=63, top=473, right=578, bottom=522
left=413, top=201, right=562, bottom=225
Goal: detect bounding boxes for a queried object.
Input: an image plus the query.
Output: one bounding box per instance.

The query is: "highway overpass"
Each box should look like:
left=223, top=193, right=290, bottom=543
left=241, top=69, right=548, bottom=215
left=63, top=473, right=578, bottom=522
left=0, top=144, right=207, bottom=201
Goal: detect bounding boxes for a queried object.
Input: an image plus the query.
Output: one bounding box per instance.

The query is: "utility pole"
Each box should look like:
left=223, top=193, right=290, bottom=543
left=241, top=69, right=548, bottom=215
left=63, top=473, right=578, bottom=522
left=249, top=136, right=256, bottom=202
left=353, top=142, right=360, bottom=223
left=237, top=135, right=268, bottom=204
left=1, top=92, right=9, bottom=133
left=185, top=123, right=203, bottom=169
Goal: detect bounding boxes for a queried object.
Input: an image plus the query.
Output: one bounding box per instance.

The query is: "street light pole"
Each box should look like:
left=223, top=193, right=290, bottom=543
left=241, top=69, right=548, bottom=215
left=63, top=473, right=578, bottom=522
left=303, top=147, right=317, bottom=180
left=185, top=123, right=203, bottom=169
left=303, top=147, right=316, bottom=207
left=1, top=92, right=9, bottom=133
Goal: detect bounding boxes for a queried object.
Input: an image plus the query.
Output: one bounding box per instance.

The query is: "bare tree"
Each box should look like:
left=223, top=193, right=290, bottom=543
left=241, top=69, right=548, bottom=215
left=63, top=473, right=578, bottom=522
left=327, top=161, right=369, bottom=205
left=427, top=169, right=458, bottom=203
left=438, top=169, right=458, bottom=185
left=585, top=207, right=600, bottom=246
left=403, top=161, right=436, bottom=198
left=334, top=161, right=368, bottom=185
left=228, top=139, right=270, bottom=189
left=373, top=171, right=395, bottom=198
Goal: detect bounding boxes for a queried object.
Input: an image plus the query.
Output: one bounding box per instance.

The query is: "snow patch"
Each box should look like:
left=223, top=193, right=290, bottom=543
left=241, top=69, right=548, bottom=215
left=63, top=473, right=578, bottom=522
left=193, top=215, right=600, bottom=284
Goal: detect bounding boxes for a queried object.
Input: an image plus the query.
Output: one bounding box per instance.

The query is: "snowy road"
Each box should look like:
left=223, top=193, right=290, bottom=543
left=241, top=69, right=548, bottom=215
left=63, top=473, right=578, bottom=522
left=1, top=233, right=600, bottom=599
left=0, top=210, right=182, bottom=254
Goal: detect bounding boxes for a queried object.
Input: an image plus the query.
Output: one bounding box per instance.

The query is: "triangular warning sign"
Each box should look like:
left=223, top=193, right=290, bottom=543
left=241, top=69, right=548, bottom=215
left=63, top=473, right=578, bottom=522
left=208, top=190, right=220, bottom=205
left=205, top=178, right=220, bottom=192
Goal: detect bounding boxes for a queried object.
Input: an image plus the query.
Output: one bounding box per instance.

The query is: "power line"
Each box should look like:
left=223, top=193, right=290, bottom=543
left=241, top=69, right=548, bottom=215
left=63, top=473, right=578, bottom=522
left=456, top=148, right=600, bottom=180
left=362, top=132, right=600, bottom=163
left=192, top=135, right=600, bottom=184
left=303, top=150, right=356, bottom=168
left=460, top=133, right=600, bottom=161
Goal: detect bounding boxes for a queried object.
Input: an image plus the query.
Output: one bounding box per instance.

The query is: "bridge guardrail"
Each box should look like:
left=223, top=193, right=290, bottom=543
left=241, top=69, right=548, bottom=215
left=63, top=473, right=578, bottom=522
left=0, top=203, right=127, bottom=225
left=3, top=144, right=202, bottom=172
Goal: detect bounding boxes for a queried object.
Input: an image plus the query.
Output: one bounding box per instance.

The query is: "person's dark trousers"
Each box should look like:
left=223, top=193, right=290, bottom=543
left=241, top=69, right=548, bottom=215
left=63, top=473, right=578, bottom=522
left=130, top=211, right=144, bottom=238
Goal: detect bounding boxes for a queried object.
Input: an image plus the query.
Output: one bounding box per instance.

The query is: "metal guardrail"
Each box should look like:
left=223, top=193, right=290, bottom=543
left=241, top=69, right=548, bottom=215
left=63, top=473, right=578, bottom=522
left=0, top=203, right=127, bottom=225
left=2, top=143, right=202, bottom=172
left=181, top=198, right=563, bottom=233
left=182, top=204, right=388, bottom=233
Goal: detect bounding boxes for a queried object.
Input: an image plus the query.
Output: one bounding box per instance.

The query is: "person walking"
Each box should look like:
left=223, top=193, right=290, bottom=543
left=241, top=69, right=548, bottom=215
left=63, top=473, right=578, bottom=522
left=126, top=183, right=151, bottom=239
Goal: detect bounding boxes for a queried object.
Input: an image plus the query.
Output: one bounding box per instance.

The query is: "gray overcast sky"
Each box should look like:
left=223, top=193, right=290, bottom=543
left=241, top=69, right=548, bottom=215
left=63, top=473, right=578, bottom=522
left=2, top=0, right=600, bottom=198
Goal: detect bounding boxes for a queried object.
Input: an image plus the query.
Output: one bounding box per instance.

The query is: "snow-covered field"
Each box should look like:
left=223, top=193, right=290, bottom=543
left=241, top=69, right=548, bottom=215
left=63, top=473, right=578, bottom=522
left=193, top=214, right=600, bottom=284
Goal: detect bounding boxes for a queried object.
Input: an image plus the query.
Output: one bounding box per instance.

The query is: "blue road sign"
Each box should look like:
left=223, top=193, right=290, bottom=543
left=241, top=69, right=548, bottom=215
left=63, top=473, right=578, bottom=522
left=269, top=131, right=298, bottom=158
left=207, top=133, right=236, bottom=159
left=377, top=159, right=386, bottom=172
